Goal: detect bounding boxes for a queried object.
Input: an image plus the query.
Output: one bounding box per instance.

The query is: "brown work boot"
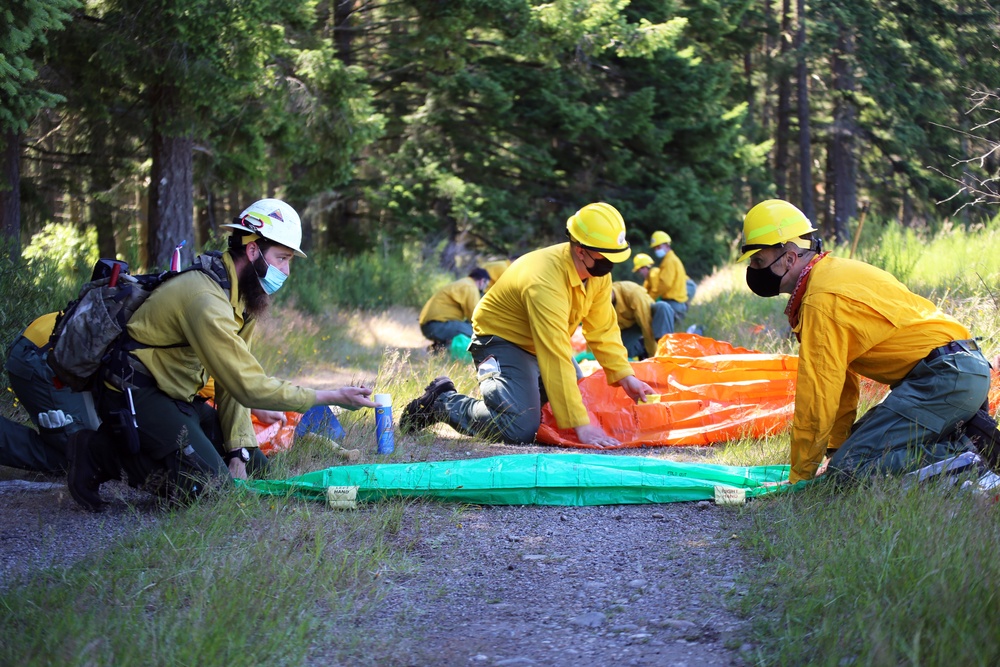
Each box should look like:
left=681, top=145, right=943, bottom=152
left=66, top=430, right=112, bottom=512
left=963, top=408, right=1000, bottom=471
left=400, top=376, right=456, bottom=433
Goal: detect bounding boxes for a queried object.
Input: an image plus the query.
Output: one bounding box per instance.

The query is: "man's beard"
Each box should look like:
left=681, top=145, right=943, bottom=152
left=238, top=260, right=271, bottom=320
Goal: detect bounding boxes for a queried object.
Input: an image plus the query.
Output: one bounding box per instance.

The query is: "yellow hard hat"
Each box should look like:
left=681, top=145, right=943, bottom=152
left=737, top=199, right=818, bottom=262
left=566, top=202, right=631, bottom=263
left=650, top=230, right=672, bottom=247
left=632, top=253, right=654, bottom=272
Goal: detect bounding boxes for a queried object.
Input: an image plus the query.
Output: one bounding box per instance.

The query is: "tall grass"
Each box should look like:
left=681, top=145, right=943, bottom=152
left=0, top=491, right=418, bottom=665
left=277, top=247, right=453, bottom=313
left=3, top=218, right=1000, bottom=665
left=698, top=221, right=1000, bottom=666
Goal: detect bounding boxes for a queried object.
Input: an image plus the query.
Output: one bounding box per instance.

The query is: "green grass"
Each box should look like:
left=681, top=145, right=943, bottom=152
left=736, top=479, right=1000, bottom=666
left=697, top=220, right=1000, bottom=666
left=276, top=246, right=453, bottom=313
left=0, top=491, right=418, bottom=666
left=3, top=219, right=1000, bottom=665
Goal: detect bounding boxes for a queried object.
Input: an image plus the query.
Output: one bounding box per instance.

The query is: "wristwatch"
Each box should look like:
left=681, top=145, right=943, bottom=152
left=224, top=447, right=250, bottom=464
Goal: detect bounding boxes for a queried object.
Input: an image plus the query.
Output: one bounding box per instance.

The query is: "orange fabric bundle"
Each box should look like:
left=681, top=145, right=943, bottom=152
left=252, top=411, right=303, bottom=455
left=538, top=334, right=798, bottom=448
left=539, top=333, right=1000, bottom=449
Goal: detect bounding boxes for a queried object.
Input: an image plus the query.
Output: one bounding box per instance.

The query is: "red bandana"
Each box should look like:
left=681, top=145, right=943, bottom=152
left=784, top=252, right=829, bottom=331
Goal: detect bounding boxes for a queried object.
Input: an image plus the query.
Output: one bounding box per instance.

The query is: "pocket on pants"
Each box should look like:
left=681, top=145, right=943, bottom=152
left=477, top=355, right=501, bottom=383
left=942, top=353, right=990, bottom=412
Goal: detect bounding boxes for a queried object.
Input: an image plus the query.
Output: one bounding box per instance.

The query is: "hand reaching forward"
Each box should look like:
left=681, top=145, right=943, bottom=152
left=316, top=386, right=378, bottom=410
left=575, top=422, right=620, bottom=449
left=617, top=375, right=655, bottom=403
left=251, top=409, right=287, bottom=426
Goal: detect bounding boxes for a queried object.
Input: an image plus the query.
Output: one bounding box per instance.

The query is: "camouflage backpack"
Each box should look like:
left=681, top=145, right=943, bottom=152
left=47, top=252, right=230, bottom=392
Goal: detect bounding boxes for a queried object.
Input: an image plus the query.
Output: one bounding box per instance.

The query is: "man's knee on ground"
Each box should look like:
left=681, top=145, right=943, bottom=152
left=498, top=413, right=540, bottom=445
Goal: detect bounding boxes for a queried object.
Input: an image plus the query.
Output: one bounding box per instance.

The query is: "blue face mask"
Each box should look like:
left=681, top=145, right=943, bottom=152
left=253, top=255, right=287, bottom=295
left=260, top=262, right=287, bottom=295
left=653, top=247, right=667, bottom=259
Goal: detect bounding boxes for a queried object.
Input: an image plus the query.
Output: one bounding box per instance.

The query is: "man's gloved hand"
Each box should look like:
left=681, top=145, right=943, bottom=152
left=38, top=410, right=74, bottom=430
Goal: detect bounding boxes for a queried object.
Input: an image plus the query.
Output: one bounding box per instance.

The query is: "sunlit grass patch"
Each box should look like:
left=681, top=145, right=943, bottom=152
left=737, top=478, right=1000, bottom=666
left=0, top=491, right=418, bottom=665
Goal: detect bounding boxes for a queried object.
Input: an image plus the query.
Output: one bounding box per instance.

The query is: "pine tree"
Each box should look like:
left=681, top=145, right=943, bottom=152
left=0, top=0, right=77, bottom=255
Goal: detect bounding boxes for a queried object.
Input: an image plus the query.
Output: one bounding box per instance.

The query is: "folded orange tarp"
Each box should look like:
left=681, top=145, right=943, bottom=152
left=538, top=334, right=799, bottom=448
left=253, top=411, right=302, bottom=455
left=538, top=333, right=1000, bottom=449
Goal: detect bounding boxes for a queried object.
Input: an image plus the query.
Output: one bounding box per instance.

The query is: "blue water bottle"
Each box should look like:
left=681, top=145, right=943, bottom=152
left=374, top=394, right=395, bottom=454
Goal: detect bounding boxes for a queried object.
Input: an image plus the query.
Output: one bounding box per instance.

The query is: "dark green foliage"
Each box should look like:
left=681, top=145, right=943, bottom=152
left=6, top=0, right=1000, bottom=277
left=359, top=0, right=764, bottom=276
left=0, top=0, right=78, bottom=133
left=277, top=250, right=434, bottom=313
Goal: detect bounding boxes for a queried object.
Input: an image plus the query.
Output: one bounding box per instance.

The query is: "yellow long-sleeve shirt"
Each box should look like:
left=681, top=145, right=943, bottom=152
left=127, top=253, right=317, bottom=450
left=481, top=259, right=512, bottom=291
left=472, top=243, right=634, bottom=429
left=788, top=255, right=970, bottom=483
left=642, top=267, right=660, bottom=300
left=651, top=251, right=688, bottom=302
left=611, top=281, right=658, bottom=358
left=418, top=277, right=482, bottom=326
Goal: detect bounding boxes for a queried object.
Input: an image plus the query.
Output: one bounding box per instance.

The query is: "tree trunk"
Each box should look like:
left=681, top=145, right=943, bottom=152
left=147, top=86, right=194, bottom=270
left=822, top=142, right=834, bottom=234
left=334, top=0, right=354, bottom=66
left=774, top=0, right=792, bottom=198
left=329, top=0, right=360, bottom=255
left=195, top=184, right=214, bottom=249
left=0, top=130, right=21, bottom=260
left=760, top=0, right=774, bottom=139
left=829, top=24, right=857, bottom=244
left=795, top=0, right=815, bottom=221
left=89, top=125, right=118, bottom=259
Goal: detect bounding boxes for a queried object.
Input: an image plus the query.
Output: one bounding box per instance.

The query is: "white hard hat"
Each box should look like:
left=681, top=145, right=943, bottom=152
left=222, top=198, right=306, bottom=257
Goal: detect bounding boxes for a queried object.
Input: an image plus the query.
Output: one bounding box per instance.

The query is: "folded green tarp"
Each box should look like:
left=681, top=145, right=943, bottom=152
left=239, top=453, right=792, bottom=506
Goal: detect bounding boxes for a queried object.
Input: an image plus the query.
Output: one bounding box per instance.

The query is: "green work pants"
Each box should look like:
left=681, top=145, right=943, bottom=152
left=439, top=335, right=547, bottom=444
left=620, top=301, right=674, bottom=359
left=827, top=347, right=991, bottom=479
left=4, top=335, right=93, bottom=473
left=97, top=385, right=267, bottom=497
left=0, top=416, right=61, bottom=473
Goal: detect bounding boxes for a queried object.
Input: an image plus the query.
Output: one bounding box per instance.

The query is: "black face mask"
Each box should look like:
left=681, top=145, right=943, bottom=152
left=583, top=251, right=615, bottom=277
left=589, top=257, right=614, bottom=277
left=745, top=252, right=790, bottom=297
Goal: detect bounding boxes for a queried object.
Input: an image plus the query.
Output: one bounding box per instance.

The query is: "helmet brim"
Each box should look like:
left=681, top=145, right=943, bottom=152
left=221, top=223, right=307, bottom=258
left=599, top=246, right=632, bottom=263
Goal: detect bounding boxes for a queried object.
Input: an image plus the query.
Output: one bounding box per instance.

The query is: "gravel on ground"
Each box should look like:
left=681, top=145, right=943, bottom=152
left=327, top=500, right=754, bottom=667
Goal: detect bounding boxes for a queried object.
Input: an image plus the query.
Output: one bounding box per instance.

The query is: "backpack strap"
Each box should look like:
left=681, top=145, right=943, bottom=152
left=188, top=251, right=232, bottom=295
left=106, top=251, right=235, bottom=389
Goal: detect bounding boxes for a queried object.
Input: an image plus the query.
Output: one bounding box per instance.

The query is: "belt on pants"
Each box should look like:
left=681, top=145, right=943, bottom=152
left=924, top=338, right=979, bottom=363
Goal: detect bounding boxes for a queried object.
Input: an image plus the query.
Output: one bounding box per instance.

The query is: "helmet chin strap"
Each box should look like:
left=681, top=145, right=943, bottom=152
left=247, top=242, right=269, bottom=278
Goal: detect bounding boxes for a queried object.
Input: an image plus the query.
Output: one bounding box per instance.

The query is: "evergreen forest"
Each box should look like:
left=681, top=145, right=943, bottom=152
left=2, top=0, right=999, bottom=276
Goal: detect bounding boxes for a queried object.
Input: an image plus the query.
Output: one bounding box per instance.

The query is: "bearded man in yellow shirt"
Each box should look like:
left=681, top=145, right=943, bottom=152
left=67, top=199, right=378, bottom=511
left=738, top=199, right=991, bottom=484
left=401, top=202, right=654, bottom=448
